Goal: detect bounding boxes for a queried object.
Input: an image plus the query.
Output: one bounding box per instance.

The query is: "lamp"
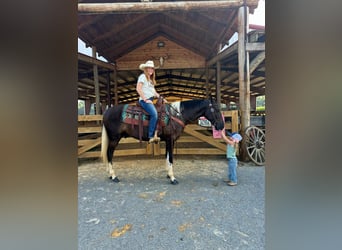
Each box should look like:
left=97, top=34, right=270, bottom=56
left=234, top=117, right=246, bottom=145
left=157, top=41, right=165, bottom=48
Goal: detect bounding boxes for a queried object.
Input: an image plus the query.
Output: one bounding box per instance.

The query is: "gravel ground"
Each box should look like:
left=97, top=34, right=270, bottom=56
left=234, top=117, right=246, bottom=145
left=78, top=156, right=265, bottom=250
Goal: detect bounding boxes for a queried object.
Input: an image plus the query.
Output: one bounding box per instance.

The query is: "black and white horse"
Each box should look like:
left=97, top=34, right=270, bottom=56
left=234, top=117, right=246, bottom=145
left=101, top=98, right=224, bottom=184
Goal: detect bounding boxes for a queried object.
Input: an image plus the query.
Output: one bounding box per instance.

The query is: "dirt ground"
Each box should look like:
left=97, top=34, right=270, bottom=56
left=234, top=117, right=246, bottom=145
left=78, top=155, right=265, bottom=249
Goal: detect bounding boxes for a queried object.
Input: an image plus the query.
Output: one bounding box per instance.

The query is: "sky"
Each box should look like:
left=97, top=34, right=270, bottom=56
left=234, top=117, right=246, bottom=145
left=78, top=0, right=265, bottom=60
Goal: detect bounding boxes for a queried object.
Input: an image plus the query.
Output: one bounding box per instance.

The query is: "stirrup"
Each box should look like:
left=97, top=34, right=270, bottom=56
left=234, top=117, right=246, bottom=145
left=148, top=136, right=160, bottom=143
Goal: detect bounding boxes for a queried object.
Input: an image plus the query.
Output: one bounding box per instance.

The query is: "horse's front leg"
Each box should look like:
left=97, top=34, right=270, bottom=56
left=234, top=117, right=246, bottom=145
left=107, top=140, right=120, bottom=183
left=108, top=162, right=119, bottom=183
left=165, top=140, right=178, bottom=185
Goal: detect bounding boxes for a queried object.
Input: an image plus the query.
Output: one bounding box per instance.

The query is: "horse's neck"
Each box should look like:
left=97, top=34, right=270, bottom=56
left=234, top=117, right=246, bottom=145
left=179, top=100, right=207, bottom=124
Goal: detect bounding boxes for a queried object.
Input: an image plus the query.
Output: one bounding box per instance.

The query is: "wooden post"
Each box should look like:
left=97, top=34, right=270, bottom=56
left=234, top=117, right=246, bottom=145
left=153, top=143, right=160, bottom=156
left=216, top=60, right=221, bottom=105
left=205, top=65, right=209, bottom=98
left=238, top=4, right=250, bottom=161
left=231, top=110, right=239, bottom=133
left=250, top=95, right=256, bottom=111
left=85, top=99, right=91, bottom=115
left=146, top=143, right=153, bottom=155
left=92, top=47, right=101, bottom=115
left=113, top=65, right=118, bottom=105
left=216, top=43, right=222, bottom=105
left=106, top=70, right=111, bottom=108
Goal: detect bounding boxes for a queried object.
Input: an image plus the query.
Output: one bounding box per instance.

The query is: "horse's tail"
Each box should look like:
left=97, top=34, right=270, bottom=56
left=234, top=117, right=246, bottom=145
left=101, top=125, right=109, bottom=164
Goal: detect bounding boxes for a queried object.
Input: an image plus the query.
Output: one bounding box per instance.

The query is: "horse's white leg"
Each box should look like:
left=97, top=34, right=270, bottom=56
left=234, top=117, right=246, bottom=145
left=166, top=152, right=176, bottom=183
left=108, top=162, right=115, bottom=178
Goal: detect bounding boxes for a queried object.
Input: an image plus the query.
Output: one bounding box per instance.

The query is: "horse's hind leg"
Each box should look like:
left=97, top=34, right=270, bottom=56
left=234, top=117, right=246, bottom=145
left=107, top=140, right=120, bottom=182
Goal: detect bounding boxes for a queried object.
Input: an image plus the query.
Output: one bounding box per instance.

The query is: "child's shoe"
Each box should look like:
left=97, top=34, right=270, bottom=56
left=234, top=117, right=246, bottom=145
left=227, top=181, right=237, bottom=186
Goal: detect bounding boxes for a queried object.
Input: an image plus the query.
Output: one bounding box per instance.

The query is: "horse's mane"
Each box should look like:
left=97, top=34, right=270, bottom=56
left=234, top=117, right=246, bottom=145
left=180, top=99, right=207, bottom=109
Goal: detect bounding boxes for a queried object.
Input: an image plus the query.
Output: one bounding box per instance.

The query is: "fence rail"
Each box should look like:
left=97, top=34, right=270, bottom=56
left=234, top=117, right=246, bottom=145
left=78, top=110, right=239, bottom=159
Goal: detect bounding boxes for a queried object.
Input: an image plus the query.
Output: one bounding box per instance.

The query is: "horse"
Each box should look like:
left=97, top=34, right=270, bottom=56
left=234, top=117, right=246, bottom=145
left=101, top=98, right=225, bottom=184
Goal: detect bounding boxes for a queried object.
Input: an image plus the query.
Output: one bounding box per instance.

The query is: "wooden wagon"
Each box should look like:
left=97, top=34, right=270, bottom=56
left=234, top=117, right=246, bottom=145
left=244, top=111, right=265, bottom=166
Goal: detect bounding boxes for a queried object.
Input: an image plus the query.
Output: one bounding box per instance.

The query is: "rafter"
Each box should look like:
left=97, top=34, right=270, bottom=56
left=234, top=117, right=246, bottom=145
left=92, top=13, right=149, bottom=43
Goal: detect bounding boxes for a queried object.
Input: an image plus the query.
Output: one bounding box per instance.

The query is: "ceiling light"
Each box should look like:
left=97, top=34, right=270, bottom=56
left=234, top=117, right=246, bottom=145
left=157, top=41, right=165, bottom=48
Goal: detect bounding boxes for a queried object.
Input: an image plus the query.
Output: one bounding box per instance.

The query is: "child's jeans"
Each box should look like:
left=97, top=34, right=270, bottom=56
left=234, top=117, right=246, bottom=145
left=228, top=157, right=238, bottom=183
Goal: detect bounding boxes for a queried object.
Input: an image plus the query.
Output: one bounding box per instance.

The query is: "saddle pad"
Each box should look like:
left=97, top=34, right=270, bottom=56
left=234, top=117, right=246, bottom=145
left=122, top=104, right=149, bottom=126
left=121, top=104, right=170, bottom=127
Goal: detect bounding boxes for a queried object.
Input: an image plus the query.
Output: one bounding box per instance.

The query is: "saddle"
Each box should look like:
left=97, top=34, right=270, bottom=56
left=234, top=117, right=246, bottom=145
left=121, top=97, right=169, bottom=142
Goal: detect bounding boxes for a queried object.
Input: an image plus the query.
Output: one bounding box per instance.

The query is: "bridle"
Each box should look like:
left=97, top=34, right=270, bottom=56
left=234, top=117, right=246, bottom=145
left=208, top=100, right=221, bottom=128
left=167, top=99, right=221, bottom=128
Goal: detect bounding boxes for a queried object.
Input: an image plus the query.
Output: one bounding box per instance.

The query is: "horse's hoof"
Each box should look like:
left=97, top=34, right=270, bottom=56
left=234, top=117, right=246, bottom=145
left=109, top=176, right=120, bottom=183
left=170, top=179, right=179, bottom=185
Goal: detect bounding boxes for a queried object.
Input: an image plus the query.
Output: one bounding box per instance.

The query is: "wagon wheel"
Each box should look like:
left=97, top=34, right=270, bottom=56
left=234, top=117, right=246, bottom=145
left=244, top=126, right=265, bottom=166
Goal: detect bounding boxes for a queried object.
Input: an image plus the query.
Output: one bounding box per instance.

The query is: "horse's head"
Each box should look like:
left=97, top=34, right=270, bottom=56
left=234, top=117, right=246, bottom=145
left=204, top=99, right=224, bottom=130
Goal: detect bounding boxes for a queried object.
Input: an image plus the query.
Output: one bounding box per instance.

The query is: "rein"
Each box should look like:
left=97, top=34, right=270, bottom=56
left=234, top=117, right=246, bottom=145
left=170, top=116, right=185, bottom=128
left=167, top=99, right=219, bottom=128
left=168, top=102, right=185, bottom=128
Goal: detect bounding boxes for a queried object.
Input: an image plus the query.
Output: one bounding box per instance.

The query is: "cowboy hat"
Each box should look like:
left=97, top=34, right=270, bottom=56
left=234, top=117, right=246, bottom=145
left=139, top=60, right=156, bottom=70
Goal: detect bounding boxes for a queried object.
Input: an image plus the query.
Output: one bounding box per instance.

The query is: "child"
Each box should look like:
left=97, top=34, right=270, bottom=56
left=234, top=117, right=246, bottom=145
left=221, top=130, right=243, bottom=186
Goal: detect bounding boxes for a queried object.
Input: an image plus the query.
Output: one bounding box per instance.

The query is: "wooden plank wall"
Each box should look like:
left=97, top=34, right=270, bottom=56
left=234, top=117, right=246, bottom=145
left=116, top=36, right=205, bottom=70
left=78, top=110, right=239, bottom=159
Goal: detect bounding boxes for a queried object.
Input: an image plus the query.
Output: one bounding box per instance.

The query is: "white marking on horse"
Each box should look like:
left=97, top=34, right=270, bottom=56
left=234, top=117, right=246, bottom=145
left=166, top=152, right=175, bottom=182
left=170, top=101, right=181, bottom=114
left=108, top=162, right=116, bottom=179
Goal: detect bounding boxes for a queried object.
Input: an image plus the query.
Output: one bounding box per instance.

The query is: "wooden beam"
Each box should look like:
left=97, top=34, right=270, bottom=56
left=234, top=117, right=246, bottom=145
left=163, top=13, right=215, bottom=39
left=78, top=1, right=259, bottom=15
left=102, top=23, right=160, bottom=58
left=211, top=10, right=237, bottom=57
left=78, top=115, right=102, bottom=122
left=246, top=42, right=265, bottom=52
left=161, top=148, right=224, bottom=155
left=78, top=127, right=102, bottom=133
left=159, top=26, right=211, bottom=56
left=184, top=125, right=226, bottom=152
left=206, top=43, right=238, bottom=66
left=78, top=53, right=115, bottom=70
left=78, top=137, right=101, bottom=155
left=92, top=14, right=148, bottom=43
left=249, top=51, right=265, bottom=74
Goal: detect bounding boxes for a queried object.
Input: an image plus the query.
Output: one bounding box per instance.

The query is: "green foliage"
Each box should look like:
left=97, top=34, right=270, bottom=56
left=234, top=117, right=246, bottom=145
left=256, top=95, right=265, bottom=111
left=78, top=100, right=85, bottom=115
left=78, top=100, right=84, bottom=109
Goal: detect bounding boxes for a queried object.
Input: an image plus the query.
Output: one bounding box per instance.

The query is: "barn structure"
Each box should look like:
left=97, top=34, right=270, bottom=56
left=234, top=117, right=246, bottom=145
left=77, top=0, right=265, bottom=161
